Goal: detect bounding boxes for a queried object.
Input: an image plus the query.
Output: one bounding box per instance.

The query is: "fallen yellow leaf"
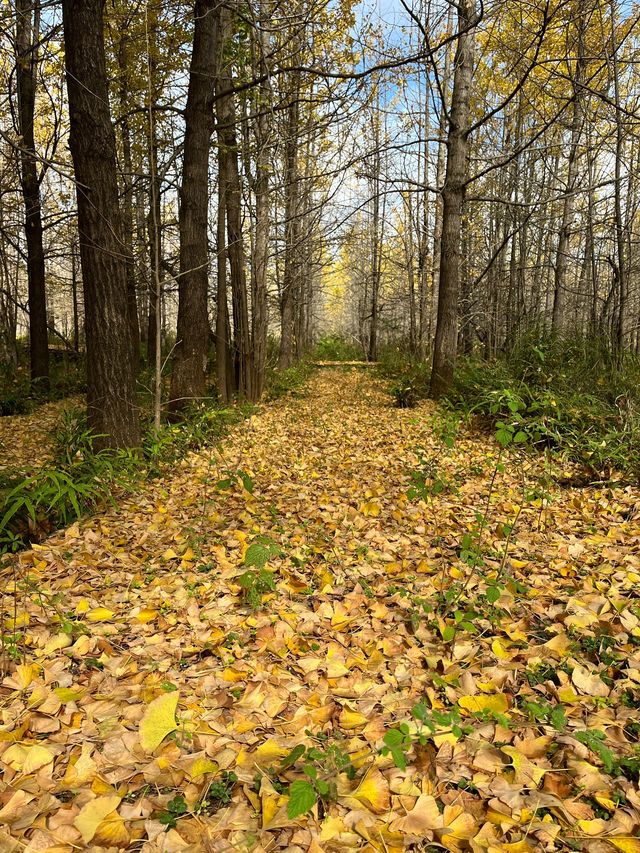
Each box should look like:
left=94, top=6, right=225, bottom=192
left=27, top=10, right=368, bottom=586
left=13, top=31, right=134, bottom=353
left=74, top=795, right=121, bottom=844
left=139, top=692, right=179, bottom=752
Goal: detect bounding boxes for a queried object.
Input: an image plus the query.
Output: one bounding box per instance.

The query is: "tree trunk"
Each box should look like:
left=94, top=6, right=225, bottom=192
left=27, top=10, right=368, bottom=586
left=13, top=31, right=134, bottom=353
left=62, top=0, right=140, bottom=448
left=279, top=64, right=302, bottom=368
left=216, top=4, right=252, bottom=398
left=430, top=4, right=454, bottom=348
left=15, top=0, right=49, bottom=386
left=249, top=0, right=271, bottom=399
left=169, top=0, right=217, bottom=412
left=115, top=30, right=140, bottom=366
left=551, top=10, right=586, bottom=334
left=610, top=0, right=627, bottom=355
left=215, top=172, right=233, bottom=402
left=429, top=0, right=476, bottom=398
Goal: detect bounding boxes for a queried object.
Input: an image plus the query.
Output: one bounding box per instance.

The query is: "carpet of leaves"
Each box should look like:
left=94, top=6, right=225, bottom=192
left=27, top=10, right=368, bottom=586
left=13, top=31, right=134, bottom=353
left=1, top=367, right=639, bottom=852
left=0, top=398, right=81, bottom=475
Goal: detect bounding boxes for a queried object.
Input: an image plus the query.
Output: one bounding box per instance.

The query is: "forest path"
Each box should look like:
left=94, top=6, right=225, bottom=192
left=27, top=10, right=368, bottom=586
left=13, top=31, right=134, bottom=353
left=2, top=367, right=640, bottom=852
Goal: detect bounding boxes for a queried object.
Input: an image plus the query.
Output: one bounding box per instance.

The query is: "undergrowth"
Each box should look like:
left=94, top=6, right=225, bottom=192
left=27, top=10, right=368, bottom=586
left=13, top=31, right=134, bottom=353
left=378, top=331, right=640, bottom=479
left=0, top=359, right=86, bottom=416
left=0, top=356, right=321, bottom=554
left=0, top=401, right=253, bottom=555
left=445, top=333, right=640, bottom=480
left=311, top=335, right=363, bottom=361
left=376, top=347, right=430, bottom=408
left=265, top=361, right=314, bottom=400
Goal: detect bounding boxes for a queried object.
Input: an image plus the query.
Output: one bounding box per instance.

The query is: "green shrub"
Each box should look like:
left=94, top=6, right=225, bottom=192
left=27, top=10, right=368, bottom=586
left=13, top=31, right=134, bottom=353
left=377, top=347, right=430, bottom=406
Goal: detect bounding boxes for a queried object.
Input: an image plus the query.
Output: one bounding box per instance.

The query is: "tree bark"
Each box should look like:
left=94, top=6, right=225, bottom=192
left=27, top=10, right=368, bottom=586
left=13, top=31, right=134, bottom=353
left=249, top=0, right=271, bottom=399
left=115, top=29, right=140, bottom=366
left=62, top=0, right=140, bottom=448
left=610, top=0, right=628, bottom=355
left=169, top=0, right=217, bottom=412
left=15, top=0, right=49, bottom=386
left=429, top=0, right=477, bottom=398
left=278, top=61, right=302, bottom=369
left=216, top=4, right=252, bottom=398
left=551, top=9, right=586, bottom=334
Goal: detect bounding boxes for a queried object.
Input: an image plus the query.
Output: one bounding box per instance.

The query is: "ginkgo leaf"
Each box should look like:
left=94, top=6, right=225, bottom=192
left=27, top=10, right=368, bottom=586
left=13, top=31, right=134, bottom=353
left=86, top=607, right=115, bottom=622
left=134, top=608, right=158, bottom=623
left=54, top=686, right=84, bottom=702
left=609, top=838, right=640, bottom=853
left=340, top=708, right=368, bottom=729
left=74, top=795, right=121, bottom=844
left=3, top=743, right=54, bottom=774
left=458, top=693, right=509, bottom=714
left=43, top=633, right=72, bottom=655
left=359, top=500, right=380, bottom=517
left=188, top=757, right=218, bottom=779
left=352, top=767, right=390, bottom=813
left=572, top=664, right=610, bottom=697
left=398, top=794, right=441, bottom=833
left=139, top=692, right=179, bottom=752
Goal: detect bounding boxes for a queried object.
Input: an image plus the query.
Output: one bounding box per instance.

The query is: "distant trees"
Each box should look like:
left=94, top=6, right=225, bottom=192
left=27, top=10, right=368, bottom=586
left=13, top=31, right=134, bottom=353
left=0, top=0, right=638, bottom=442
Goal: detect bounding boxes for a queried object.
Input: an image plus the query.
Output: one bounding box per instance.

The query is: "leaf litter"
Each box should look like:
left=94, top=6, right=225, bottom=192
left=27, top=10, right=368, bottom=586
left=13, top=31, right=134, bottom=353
left=1, top=367, right=639, bottom=852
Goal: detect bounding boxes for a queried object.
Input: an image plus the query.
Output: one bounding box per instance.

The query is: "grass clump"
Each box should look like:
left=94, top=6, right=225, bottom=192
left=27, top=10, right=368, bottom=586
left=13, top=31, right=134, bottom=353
left=0, top=360, right=86, bottom=416
left=376, top=347, right=431, bottom=408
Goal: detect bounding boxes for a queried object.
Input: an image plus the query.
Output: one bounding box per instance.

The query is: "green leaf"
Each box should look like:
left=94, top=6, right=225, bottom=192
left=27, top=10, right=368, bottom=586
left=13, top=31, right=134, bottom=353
left=279, top=744, right=306, bottom=771
left=237, top=470, right=254, bottom=493
left=287, top=780, right=317, bottom=819
left=244, top=543, right=271, bottom=569
left=383, top=729, right=404, bottom=747
left=550, top=705, right=566, bottom=731
left=316, top=779, right=330, bottom=796
left=442, top=625, right=456, bottom=642
left=486, top=585, right=501, bottom=604
left=496, top=429, right=513, bottom=447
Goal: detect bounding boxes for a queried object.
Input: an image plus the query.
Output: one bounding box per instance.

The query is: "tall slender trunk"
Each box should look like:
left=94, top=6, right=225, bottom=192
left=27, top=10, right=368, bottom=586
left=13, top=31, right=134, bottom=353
left=115, top=30, right=140, bottom=365
left=62, top=0, right=140, bottom=448
left=279, top=63, right=302, bottom=368
left=15, top=0, right=49, bottom=385
left=215, top=172, right=233, bottom=402
left=169, top=0, right=217, bottom=412
left=430, top=0, right=477, bottom=398
left=610, top=0, right=627, bottom=354
left=368, top=98, right=382, bottom=362
left=250, top=0, right=271, bottom=398
left=216, top=4, right=252, bottom=397
left=552, top=10, right=586, bottom=334
left=145, top=5, right=162, bottom=370
left=430, top=4, right=454, bottom=347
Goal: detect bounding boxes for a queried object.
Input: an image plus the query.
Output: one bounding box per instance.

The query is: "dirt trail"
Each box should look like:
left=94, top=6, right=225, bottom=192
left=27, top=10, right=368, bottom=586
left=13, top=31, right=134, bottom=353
left=1, top=367, right=639, bottom=852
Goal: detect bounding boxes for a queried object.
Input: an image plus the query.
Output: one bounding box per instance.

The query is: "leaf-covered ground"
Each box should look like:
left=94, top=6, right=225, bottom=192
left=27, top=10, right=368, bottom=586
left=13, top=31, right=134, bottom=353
left=1, top=367, right=639, bottom=852
left=0, top=398, right=81, bottom=475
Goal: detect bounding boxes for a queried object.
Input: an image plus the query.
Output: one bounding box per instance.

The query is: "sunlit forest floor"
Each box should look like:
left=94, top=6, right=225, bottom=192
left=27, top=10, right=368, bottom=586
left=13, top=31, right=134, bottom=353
left=0, top=398, right=80, bottom=474
left=1, top=367, right=639, bottom=852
